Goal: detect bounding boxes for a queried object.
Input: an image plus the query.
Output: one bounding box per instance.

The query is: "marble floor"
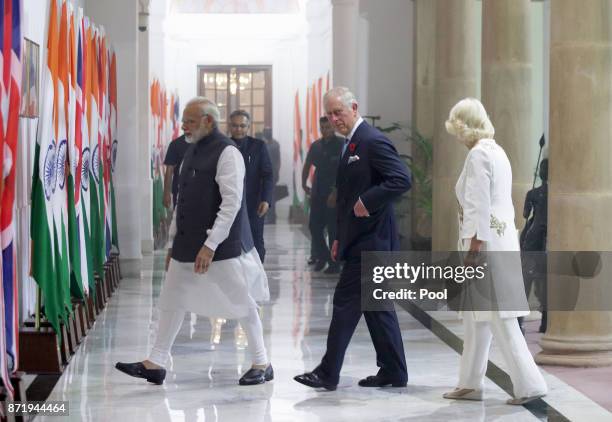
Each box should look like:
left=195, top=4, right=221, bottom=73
left=36, top=224, right=611, bottom=422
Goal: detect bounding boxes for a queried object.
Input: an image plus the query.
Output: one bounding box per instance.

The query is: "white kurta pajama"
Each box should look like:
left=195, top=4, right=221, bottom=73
left=149, top=146, right=270, bottom=368
left=454, top=139, right=547, bottom=398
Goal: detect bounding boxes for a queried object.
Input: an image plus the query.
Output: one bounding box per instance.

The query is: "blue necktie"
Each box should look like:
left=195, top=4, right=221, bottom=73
left=341, top=137, right=350, bottom=157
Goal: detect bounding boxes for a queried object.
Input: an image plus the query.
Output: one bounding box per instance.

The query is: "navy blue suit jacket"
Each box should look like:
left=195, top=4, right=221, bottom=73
left=233, top=136, right=274, bottom=218
left=335, top=121, right=411, bottom=261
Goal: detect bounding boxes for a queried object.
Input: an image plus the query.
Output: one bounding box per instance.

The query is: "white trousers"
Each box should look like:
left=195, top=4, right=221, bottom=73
left=148, top=297, right=268, bottom=368
left=458, top=312, right=548, bottom=398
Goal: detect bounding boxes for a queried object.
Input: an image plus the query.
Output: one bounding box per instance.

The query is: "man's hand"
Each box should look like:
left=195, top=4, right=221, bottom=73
left=257, top=201, right=270, bottom=217
left=353, top=198, right=370, bottom=217
left=303, top=185, right=311, bottom=196
left=327, top=190, right=337, bottom=208
left=165, top=248, right=172, bottom=271
left=331, top=240, right=339, bottom=262
left=163, top=191, right=172, bottom=209
left=194, top=245, right=215, bottom=274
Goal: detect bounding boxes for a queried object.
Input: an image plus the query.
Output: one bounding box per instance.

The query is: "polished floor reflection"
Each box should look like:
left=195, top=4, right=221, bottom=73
left=37, top=224, right=610, bottom=421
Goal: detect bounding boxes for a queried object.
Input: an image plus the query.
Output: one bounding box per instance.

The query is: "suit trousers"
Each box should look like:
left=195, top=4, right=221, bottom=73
left=315, top=258, right=408, bottom=384
left=308, top=197, right=337, bottom=262
left=249, top=213, right=266, bottom=263
left=458, top=312, right=547, bottom=398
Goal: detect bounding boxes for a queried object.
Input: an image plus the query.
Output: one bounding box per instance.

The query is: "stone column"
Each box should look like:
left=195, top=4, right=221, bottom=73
left=536, top=0, right=612, bottom=367
left=432, top=0, right=478, bottom=251
left=331, top=0, right=359, bottom=89
left=86, top=0, right=142, bottom=275
left=138, top=0, right=153, bottom=255
left=482, top=0, right=533, bottom=227
left=411, top=0, right=435, bottom=246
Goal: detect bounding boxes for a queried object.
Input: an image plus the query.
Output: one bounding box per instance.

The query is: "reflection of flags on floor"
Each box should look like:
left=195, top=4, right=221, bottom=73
left=0, top=0, right=22, bottom=401
left=292, top=91, right=303, bottom=207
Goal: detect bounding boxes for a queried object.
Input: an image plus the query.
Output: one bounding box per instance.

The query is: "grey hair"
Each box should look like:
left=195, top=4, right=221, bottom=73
left=445, top=98, right=495, bottom=148
left=323, top=86, right=358, bottom=109
left=186, top=96, right=221, bottom=123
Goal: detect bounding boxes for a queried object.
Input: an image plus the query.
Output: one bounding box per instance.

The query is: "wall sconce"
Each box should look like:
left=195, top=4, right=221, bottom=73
left=138, top=0, right=150, bottom=32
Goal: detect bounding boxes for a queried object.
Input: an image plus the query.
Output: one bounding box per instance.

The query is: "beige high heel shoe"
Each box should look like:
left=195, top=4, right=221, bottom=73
left=443, top=388, right=484, bottom=401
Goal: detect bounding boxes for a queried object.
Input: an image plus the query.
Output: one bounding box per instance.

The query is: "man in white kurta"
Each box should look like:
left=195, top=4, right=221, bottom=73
left=116, top=98, right=272, bottom=386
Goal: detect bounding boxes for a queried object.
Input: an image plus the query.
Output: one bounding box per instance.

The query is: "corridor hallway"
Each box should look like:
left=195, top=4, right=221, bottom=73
left=36, top=224, right=611, bottom=421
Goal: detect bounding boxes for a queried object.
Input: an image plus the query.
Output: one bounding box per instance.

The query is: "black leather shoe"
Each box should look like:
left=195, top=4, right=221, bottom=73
left=293, top=371, right=337, bottom=391
left=358, top=375, right=407, bottom=387
left=239, top=364, right=274, bottom=385
left=115, top=362, right=166, bottom=385
left=323, top=263, right=341, bottom=274
left=307, top=257, right=317, bottom=265
left=314, top=260, right=327, bottom=271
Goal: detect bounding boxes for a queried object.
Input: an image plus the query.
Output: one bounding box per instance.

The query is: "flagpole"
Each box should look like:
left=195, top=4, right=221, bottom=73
left=35, top=286, right=41, bottom=330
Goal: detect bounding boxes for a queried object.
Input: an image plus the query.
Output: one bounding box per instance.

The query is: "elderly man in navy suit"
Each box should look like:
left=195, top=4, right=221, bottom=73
left=230, top=110, right=274, bottom=262
left=294, top=87, right=411, bottom=390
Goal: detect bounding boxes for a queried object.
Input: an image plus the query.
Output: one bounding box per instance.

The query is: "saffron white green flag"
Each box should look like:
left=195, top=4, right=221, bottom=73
left=31, top=0, right=67, bottom=334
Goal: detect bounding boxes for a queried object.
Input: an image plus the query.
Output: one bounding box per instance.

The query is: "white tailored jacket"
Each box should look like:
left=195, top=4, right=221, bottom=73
left=455, top=138, right=529, bottom=320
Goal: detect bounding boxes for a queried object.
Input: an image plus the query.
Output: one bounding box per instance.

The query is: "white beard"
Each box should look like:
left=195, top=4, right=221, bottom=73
left=187, top=127, right=209, bottom=144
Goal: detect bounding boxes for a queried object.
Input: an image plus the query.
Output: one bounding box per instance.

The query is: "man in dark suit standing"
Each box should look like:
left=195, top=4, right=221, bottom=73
left=302, top=116, right=344, bottom=273
left=230, top=110, right=274, bottom=262
left=294, top=87, right=411, bottom=390
left=162, top=134, right=190, bottom=209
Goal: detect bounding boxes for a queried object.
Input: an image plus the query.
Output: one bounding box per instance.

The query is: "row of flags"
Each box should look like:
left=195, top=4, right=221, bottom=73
left=292, top=73, right=330, bottom=209
left=150, top=79, right=179, bottom=232
left=30, top=0, right=119, bottom=380
left=0, top=0, right=22, bottom=402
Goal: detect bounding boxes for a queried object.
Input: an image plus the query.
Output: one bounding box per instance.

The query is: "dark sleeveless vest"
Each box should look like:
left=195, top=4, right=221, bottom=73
left=171, top=128, right=254, bottom=262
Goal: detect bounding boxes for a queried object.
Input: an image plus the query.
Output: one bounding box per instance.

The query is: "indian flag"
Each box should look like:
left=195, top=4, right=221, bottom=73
left=31, top=0, right=68, bottom=336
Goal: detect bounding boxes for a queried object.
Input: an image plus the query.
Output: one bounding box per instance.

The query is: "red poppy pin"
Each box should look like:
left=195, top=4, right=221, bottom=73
left=348, top=143, right=356, bottom=153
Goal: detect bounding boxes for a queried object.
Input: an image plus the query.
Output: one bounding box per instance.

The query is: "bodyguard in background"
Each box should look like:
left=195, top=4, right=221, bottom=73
left=230, top=110, right=274, bottom=262
left=263, top=127, right=281, bottom=224
left=294, top=87, right=411, bottom=391
left=302, top=116, right=343, bottom=274
left=163, top=134, right=190, bottom=209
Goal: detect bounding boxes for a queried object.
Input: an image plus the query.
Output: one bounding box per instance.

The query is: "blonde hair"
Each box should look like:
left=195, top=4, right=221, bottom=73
left=445, top=98, right=495, bottom=148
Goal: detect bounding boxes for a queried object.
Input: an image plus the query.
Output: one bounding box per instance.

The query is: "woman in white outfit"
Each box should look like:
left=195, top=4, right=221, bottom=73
left=443, top=98, right=548, bottom=405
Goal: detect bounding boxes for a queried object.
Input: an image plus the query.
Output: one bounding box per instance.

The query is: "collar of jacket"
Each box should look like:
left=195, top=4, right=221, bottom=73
left=346, top=120, right=367, bottom=150
left=195, top=127, right=221, bottom=144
